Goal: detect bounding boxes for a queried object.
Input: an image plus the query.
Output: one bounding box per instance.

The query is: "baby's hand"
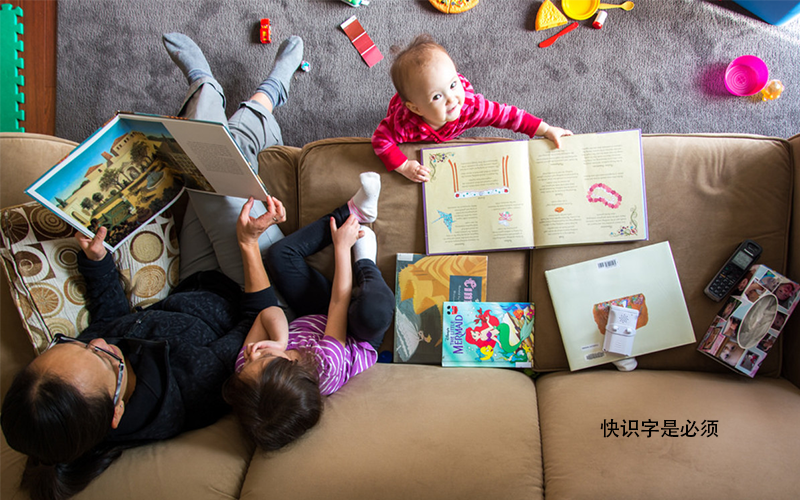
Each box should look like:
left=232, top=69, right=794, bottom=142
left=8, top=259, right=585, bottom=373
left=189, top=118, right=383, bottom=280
left=75, top=227, right=108, bottom=261
left=543, top=126, right=574, bottom=149
left=396, top=160, right=430, bottom=183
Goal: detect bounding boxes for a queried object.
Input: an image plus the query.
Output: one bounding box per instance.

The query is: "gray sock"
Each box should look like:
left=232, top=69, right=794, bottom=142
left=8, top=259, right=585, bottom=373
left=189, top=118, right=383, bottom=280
left=162, top=33, right=213, bottom=84
left=256, top=36, right=304, bottom=108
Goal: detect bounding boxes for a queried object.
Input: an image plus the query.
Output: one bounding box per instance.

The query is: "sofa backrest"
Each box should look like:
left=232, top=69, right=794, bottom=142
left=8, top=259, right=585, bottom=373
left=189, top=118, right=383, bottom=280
left=3, top=133, right=795, bottom=390
left=261, top=134, right=797, bottom=377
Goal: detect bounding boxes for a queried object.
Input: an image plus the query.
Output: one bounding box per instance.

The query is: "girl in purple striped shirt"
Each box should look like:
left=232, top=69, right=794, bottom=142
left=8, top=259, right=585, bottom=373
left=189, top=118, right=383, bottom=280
left=223, top=172, right=394, bottom=451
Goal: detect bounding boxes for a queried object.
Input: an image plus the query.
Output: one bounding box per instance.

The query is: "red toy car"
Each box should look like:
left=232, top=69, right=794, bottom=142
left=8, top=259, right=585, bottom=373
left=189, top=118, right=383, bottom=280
left=260, top=18, right=271, bottom=44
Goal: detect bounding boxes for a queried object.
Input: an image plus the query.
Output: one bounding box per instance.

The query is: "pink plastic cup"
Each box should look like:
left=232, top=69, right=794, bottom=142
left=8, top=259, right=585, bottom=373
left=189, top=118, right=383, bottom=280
left=724, top=55, right=769, bottom=96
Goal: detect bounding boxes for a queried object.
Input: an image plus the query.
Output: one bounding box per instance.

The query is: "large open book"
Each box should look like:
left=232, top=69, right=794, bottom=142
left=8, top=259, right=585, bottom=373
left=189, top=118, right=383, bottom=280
left=25, top=112, right=269, bottom=251
left=421, top=130, right=647, bottom=255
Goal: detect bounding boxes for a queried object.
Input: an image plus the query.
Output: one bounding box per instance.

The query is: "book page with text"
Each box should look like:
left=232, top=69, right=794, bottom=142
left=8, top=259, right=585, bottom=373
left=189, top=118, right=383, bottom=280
left=153, top=116, right=269, bottom=201
left=422, top=141, right=534, bottom=254
left=528, top=130, right=646, bottom=247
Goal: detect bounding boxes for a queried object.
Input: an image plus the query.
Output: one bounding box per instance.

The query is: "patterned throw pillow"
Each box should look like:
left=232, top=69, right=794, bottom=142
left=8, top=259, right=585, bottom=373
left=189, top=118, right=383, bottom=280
left=0, top=202, right=180, bottom=354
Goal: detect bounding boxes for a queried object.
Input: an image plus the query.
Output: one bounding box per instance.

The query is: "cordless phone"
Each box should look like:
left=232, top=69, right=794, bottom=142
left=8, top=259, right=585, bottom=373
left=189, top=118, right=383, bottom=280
left=704, top=240, right=763, bottom=302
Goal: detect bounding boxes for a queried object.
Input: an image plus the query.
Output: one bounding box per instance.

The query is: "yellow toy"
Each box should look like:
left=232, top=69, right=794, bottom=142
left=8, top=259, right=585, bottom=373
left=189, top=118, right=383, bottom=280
left=536, top=0, right=568, bottom=30
left=761, top=80, right=784, bottom=101
left=429, top=0, right=479, bottom=14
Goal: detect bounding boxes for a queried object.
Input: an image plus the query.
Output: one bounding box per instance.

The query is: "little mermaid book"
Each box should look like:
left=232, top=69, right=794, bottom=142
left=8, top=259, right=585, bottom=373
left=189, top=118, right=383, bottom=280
left=442, top=301, right=534, bottom=368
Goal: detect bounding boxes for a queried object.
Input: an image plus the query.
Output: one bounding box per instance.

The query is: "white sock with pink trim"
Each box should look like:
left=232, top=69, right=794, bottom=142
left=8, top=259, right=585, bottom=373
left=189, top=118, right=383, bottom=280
left=353, top=226, right=377, bottom=263
left=347, top=172, right=380, bottom=223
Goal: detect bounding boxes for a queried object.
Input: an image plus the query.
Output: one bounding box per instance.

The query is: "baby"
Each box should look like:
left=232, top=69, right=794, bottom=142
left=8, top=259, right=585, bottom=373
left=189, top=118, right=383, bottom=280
left=372, top=34, right=573, bottom=182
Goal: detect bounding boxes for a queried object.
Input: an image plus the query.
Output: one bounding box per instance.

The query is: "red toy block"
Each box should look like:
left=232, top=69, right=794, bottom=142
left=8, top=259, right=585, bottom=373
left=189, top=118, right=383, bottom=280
left=260, top=18, right=271, bottom=44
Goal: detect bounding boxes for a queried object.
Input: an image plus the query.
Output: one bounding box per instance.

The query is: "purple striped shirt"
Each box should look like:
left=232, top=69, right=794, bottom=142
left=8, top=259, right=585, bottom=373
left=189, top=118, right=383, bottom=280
left=235, top=314, right=377, bottom=396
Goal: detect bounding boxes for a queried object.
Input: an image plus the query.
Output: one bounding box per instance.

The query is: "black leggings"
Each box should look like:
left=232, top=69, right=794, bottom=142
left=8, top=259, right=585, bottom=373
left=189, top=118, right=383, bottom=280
left=266, top=204, right=394, bottom=350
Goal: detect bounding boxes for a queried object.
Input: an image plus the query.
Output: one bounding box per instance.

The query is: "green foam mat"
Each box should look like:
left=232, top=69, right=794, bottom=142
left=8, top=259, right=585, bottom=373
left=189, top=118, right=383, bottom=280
left=0, top=3, right=24, bottom=132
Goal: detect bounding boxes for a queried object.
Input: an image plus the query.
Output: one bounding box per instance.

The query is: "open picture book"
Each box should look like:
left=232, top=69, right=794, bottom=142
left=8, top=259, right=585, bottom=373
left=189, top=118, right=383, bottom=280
left=25, top=112, right=269, bottom=251
left=421, top=130, right=647, bottom=255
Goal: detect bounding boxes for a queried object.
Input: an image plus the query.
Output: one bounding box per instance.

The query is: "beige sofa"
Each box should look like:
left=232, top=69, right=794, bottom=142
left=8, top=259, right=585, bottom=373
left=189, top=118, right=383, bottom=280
left=2, top=131, right=800, bottom=500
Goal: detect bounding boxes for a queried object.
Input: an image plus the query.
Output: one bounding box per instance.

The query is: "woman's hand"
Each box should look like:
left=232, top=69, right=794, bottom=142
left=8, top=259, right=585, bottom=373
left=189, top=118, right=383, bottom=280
left=75, top=227, right=108, bottom=261
left=237, top=196, right=286, bottom=247
left=330, top=214, right=362, bottom=251
left=396, top=159, right=430, bottom=183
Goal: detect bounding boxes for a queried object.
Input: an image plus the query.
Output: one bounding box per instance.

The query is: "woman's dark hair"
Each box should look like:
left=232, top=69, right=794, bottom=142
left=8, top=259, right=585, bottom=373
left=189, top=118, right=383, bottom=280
left=223, top=353, right=322, bottom=451
left=1, top=365, right=121, bottom=500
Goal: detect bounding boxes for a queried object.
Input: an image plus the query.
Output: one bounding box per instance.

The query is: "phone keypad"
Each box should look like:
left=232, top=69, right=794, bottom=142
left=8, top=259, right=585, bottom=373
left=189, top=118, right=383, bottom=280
left=709, top=265, right=741, bottom=297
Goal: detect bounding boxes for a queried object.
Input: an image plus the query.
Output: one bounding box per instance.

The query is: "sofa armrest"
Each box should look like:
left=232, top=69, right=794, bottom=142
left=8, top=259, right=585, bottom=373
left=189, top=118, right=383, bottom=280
left=0, top=133, right=79, bottom=403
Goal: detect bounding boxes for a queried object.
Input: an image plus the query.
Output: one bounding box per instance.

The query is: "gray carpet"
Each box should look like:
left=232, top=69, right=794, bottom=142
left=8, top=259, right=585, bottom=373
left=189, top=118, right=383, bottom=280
left=57, top=0, right=800, bottom=148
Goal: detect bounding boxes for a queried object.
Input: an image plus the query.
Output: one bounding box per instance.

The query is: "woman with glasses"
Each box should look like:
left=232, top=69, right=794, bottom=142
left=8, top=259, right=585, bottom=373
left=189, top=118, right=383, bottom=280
left=1, top=33, right=304, bottom=500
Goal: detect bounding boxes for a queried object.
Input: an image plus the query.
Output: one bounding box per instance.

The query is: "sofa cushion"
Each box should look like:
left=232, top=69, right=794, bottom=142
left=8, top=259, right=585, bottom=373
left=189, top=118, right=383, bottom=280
left=532, top=134, right=794, bottom=376
left=536, top=370, right=800, bottom=500
left=0, top=202, right=179, bottom=353
left=240, top=363, right=543, bottom=500
left=1, top=415, right=254, bottom=500
left=291, top=138, right=530, bottom=354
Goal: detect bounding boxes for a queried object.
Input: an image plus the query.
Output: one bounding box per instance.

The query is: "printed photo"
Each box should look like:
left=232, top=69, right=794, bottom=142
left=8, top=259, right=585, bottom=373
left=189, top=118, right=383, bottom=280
left=770, top=311, right=787, bottom=331
left=721, top=316, right=741, bottom=341
left=760, top=271, right=780, bottom=291
left=732, top=268, right=756, bottom=297
left=757, top=334, right=777, bottom=352
left=700, top=327, right=723, bottom=353
left=717, top=339, right=745, bottom=367
left=719, top=296, right=741, bottom=320
left=773, top=281, right=800, bottom=310
left=32, top=122, right=192, bottom=248
left=745, top=282, right=768, bottom=303
left=738, top=349, right=762, bottom=373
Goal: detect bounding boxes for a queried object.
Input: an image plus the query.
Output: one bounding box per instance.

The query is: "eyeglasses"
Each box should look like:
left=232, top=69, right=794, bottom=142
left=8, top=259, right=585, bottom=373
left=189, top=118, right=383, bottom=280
left=46, top=334, right=125, bottom=406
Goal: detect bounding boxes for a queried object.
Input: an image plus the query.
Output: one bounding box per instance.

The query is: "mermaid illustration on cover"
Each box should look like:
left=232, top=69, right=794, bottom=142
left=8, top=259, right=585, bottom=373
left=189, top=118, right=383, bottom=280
left=464, top=307, right=533, bottom=360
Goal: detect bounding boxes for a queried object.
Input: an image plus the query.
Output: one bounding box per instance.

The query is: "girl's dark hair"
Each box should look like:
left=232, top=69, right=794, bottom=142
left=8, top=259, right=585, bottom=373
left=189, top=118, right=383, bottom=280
left=1, top=365, right=121, bottom=500
left=390, top=33, right=450, bottom=102
left=223, top=353, right=322, bottom=451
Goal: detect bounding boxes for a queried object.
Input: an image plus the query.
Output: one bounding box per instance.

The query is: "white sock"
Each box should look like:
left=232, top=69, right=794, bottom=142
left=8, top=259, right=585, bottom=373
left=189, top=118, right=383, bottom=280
left=612, top=357, right=638, bottom=372
left=348, top=172, right=381, bottom=223
left=353, top=226, right=377, bottom=263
